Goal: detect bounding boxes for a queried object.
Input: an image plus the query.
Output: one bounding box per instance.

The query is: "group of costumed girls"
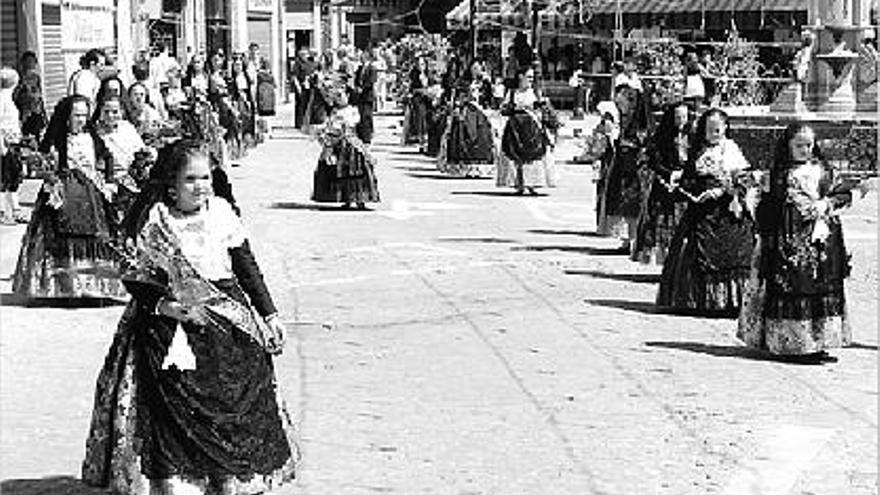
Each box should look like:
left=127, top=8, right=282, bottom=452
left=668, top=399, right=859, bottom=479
left=592, top=96, right=856, bottom=363
left=402, top=59, right=558, bottom=191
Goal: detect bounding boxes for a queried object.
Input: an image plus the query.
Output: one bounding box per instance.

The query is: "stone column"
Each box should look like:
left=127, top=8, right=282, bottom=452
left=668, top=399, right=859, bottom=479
left=313, top=0, right=322, bottom=53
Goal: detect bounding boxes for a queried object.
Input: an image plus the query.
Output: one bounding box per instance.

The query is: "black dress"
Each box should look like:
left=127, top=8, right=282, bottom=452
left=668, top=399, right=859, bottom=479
left=438, top=101, right=495, bottom=177
left=312, top=120, right=380, bottom=205
left=656, top=138, right=755, bottom=314
left=631, top=129, right=689, bottom=264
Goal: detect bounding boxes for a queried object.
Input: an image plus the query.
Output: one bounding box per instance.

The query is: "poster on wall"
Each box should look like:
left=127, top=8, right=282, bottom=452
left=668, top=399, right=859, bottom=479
left=248, top=0, right=274, bottom=13
left=62, top=0, right=115, bottom=51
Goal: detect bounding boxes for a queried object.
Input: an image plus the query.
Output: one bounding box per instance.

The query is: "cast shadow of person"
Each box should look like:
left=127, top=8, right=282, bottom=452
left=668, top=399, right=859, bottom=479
left=1, top=476, right=106, bottom=495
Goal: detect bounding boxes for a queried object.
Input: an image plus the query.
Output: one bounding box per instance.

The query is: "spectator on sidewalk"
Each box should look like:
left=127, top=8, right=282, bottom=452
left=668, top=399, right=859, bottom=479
left=13, top=51, right=47, bottom=141
left=68, top=48, right=107, bottom=107
left=255, top=57, right=277, bottom=143
left=1, top=66, right=25, bottom=224
left=291, top=48, right=316, bottom=129
left=354, top=50, right=377, bottom=144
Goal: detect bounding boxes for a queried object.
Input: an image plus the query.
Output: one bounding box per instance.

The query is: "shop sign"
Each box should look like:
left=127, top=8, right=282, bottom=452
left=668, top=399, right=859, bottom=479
left=62, top=0, right=115, bottom=50
left=249, top=0, right=274, bottom=13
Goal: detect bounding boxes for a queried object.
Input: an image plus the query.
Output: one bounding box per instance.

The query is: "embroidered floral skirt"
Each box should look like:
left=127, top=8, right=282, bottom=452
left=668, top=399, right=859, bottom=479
left=737, top=226, right=852, bottom=355
left=82, top=280, right=298, bottom=495
left=12, top=180, right=127, bottom=300
left=656, top=196, right=754, bottom=314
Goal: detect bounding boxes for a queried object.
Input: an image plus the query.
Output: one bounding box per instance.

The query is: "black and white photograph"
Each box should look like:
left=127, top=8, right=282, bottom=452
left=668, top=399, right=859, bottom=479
left=0, top=0, right=878, bottom=493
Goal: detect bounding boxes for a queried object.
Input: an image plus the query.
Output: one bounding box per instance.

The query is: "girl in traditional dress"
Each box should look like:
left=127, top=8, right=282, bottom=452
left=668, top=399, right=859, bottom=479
left=631, top=101, right=691, bottom=264
left=437, top=80, right=496, bottom=178
left=93, top=94, right=155, bottom=227
left=311, top=89, right=380, bottom=210
left=402, top=57, right=429, bottom=146
left=596, top=84, right=651, bottom=251
left=229, top=55, right=256, bottom=155
left=423, top=73, right=447, bottom=157
left=585, top=102, right=619, bottom=226
left=82, top=140, right=297, bottom=495
left=497, top=70, right=557, bottom=195
left=737, top=123, right=854, bottom=363
left=311, top=106, right=380, bottom=209
left=305, top=57, right=338, bottom=130
left=12, top=95, right=127, bottom=299
left=656, top=108, right=755, bottom=315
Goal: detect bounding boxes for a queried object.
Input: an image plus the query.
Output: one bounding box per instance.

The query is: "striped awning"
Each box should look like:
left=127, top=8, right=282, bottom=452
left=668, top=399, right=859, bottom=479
left=588, top=0, right=808, bottom=14
left=446, top=0, right=811, bottom=29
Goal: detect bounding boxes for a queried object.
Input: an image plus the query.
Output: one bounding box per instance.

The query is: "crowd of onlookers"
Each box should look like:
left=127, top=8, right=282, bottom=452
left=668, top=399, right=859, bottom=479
left=288, top=36, right=399, bottom=133
left=0, top=42, right=279, bottom=225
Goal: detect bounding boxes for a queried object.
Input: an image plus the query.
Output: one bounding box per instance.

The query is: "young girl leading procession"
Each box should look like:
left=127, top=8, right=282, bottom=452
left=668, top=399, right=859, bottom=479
left=82, top=140, right=298, bottom=494
left=737, top=123, right=854, bottom=363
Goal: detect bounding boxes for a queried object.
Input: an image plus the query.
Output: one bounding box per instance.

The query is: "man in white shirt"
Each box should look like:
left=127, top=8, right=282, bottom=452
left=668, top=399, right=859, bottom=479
left=149, top=42, right=179, bottom=90
left=148, top=42, right=178, bottom=118
left=68, top=48, right=106, bottom=107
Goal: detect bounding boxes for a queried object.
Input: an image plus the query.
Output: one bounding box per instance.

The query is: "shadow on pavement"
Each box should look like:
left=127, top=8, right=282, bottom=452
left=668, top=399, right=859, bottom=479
left=0, top=477, right=107, bottom=495
left=393, top=165, right=437, bottom=172
left=404, top=172, right=473, bottom=181
left=268, top=202, right=367, bottom=212
left=438, top=237, right=518, bottom=244
left=450, top=191, right=541, bottom=197
left=513, top=245, right=628, bottom=255
left=583, top=298, right=659, bottom=314
left=527, top=229, right=605, bottom=238
left=0, top=293, right=126, bottom=308
left=847, top=342, right=879, bottom=351
left=390, top=148, right=425, bottom=156
left=565, top=270, right=661, bottom=284
left=643, top=341, right=824, bottom=364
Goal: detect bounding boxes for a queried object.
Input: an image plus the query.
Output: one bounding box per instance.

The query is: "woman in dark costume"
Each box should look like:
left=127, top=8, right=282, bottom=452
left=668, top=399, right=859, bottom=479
left=82, top=140, right=297, bottom=495
left=656, top=108, right=755, bottom=315
left=737, top=123, right=854, bottom=363
left=305, top=55, right=337, bottom=130
left=438, top=80, right=496, bottom=177
left=596, top=83, right=652, bottom=251
left=631, top=101, right=691, bottom=264
left=423, top=73, right=448, bottom=157
left=12, top=95, right=127, bottom=299
left=402, top=57, right=429, bottom=146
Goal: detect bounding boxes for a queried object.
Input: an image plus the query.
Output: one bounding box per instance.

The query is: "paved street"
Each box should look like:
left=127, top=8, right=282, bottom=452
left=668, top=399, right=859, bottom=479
left=1, top=113, right=877, bottom=495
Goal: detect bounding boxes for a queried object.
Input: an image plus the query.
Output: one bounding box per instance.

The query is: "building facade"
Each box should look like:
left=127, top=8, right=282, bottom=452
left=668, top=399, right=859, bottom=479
left=1, top=0, right=285, bottom=114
